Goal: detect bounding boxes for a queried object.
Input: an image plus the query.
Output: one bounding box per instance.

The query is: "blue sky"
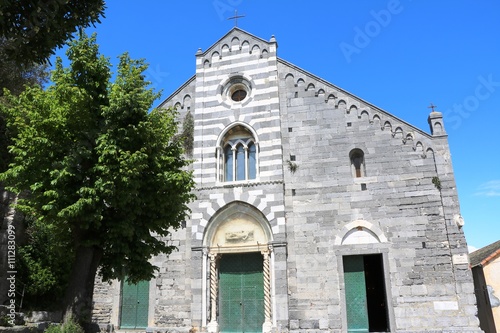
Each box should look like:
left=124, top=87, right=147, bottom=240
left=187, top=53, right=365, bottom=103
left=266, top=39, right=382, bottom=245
left=53, top=1, right=500, bottom=250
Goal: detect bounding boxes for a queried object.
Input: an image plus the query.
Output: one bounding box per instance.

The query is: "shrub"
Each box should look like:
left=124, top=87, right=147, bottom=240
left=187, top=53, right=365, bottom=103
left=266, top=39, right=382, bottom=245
left=44, top=317, right=84, bottom=333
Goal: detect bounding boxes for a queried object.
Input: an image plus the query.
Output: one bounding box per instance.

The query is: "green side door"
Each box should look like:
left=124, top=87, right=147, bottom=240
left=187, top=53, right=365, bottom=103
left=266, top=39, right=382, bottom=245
left=343, top=256, right=369, bottom=333
left=219, top=252, right=264, bottom=333
left=120, top=279, right=149, bottom=329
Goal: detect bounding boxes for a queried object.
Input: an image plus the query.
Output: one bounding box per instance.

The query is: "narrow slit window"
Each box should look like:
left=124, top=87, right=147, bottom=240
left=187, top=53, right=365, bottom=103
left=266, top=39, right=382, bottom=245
left=350, top=149, right=365, bottom=178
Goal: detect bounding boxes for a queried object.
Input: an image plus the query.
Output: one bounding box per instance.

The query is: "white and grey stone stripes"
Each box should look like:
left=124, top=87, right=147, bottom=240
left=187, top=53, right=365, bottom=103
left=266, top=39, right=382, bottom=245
left=191, top=186, right=286, bottom=242
left=89, top=28, right=482, bottom=333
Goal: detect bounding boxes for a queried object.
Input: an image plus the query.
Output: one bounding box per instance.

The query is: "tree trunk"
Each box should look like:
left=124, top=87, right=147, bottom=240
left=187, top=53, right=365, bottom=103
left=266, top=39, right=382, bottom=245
left=62, top=244, right=103, bottom=329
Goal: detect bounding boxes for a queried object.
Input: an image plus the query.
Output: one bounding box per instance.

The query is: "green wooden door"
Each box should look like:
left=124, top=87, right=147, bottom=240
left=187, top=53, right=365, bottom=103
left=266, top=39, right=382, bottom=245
left=343, top=256, right=369, bottom=333
left=219, top=252, right=264, bottom=333
left=120, top=280, right=149, bottom=329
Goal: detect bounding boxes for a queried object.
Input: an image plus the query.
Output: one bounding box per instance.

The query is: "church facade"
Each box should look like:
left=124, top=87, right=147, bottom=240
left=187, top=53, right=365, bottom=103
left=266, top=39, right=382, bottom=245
left=92, top=28, right=482, bottom=333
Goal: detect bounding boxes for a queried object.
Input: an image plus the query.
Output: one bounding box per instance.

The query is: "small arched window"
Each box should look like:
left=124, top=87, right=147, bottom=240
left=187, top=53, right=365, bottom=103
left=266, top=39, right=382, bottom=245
left=350, top=149, right=365, bottom=178
left=218, top=125, right=258, bottom=182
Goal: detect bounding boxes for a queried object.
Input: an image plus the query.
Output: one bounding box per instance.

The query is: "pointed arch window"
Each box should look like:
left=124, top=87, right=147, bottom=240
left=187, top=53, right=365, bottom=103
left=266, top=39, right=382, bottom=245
left=218, top=125, right=258, bottom=182
left=350, top=149, right=365, bottom=178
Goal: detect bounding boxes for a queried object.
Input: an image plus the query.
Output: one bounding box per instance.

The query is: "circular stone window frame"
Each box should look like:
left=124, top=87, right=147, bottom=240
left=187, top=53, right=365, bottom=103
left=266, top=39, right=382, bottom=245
left=217, top=74, right=255, bottom=108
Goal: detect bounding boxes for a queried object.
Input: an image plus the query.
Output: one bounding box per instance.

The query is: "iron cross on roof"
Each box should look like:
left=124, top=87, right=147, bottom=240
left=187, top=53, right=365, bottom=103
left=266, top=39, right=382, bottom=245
left=228, top=10, right=245, bottom=27
left=428, top=103, right=438, bottom=112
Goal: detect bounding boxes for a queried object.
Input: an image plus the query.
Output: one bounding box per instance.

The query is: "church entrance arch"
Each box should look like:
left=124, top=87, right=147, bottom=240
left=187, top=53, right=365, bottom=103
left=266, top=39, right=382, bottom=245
left=203, top=201, right=273, bottom=333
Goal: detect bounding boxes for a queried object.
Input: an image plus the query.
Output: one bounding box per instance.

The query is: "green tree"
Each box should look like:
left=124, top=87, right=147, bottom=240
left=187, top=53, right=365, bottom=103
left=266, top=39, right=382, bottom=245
left=17, top=216, right=73, bottom=310
left=0, top=0, right=105, bottom=64
left=0, top=37, right=49, bottom=172
left=0, top=38, right=49, bottom=96
left=0, top=33, right=195, bottom=325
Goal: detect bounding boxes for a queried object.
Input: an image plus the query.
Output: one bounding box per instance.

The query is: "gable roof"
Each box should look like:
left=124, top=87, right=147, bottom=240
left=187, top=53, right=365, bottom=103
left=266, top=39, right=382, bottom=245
left=158, top=28, right=436, bottom=138
left=470, top=240, right=500, bottom=267
left=276, top=58, right=433, bottom=138
left=196, top=27, right=271, bottom=57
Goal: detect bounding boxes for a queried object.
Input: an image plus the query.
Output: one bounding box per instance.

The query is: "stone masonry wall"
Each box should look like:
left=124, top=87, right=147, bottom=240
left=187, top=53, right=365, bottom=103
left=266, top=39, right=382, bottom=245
left=92, top=275, right=114, bottom=327
left=277, top=60, right=480, bottom=332
left=152, top=227, right=192, bottom=329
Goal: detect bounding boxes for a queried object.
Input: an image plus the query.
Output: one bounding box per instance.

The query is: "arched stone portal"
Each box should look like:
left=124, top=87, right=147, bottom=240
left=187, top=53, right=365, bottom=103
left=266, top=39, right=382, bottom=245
left=202, top=201, right=273, bottom=333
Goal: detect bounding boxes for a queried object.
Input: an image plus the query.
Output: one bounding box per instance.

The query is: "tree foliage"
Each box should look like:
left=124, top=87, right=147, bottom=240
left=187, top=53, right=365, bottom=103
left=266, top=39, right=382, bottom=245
left=17, top=216, right=73, bottom=310
left=0, top=38, right=49, bottom=96
left=0, top=37, right=49, bottom=172
left=0, top=0, right=105, bottom=64
left=0, top=33, right=195, bottom=323
left=178, top=111, right=194, bottom=158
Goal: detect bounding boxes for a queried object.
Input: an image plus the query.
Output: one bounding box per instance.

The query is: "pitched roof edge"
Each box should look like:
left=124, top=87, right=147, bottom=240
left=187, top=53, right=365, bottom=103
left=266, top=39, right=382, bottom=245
left=277, top=58, right=433, bottom=139
left=157, top=74, right=196, bottom=108
left=481, top=248, right=500, bottom=267
left=198, top=27, right=271, bottom=57
left=470, top=239, right=500, bottom=267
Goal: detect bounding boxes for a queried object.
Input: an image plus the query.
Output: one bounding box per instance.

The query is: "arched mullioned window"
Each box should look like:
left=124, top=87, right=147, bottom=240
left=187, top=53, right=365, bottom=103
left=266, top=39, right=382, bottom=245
left=218, top=124, right=258, bottom=182
left=350, top=149, right=365, bottom=178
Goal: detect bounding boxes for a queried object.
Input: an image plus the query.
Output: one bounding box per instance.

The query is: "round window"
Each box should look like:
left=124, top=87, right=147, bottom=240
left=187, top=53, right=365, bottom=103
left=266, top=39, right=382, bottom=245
left=231, top=89, right=247, bottom=102
left=221, top=76, right=252, bottom=104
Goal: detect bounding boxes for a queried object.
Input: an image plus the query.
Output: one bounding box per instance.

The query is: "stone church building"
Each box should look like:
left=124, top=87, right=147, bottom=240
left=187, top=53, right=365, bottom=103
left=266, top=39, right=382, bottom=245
left=92, top=28, right=482, bottom=333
